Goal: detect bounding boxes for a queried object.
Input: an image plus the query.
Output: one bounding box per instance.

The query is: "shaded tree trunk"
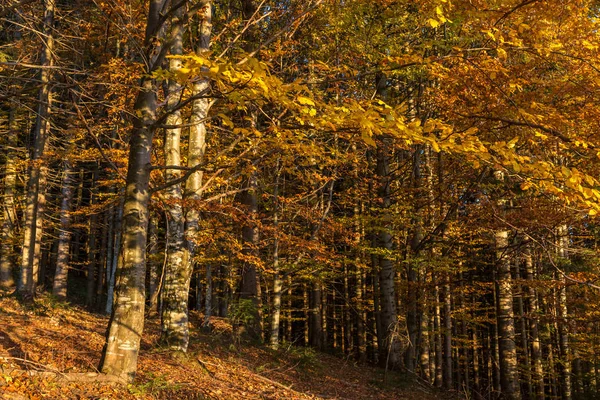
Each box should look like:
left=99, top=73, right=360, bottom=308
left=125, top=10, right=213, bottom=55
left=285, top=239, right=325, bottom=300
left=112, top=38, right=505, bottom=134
left=376, top=144, right=401, bottom=370
left=0, top=108, right=18, bottom=288
left=495, top=229, right=521, bottom=400
left=52, top=161, right=75, bottom=300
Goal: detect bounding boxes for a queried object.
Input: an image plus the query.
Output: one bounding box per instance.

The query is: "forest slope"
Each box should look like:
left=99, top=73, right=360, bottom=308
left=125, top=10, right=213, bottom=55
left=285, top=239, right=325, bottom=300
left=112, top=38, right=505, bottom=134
left=0, top=293, right=454, bottom=400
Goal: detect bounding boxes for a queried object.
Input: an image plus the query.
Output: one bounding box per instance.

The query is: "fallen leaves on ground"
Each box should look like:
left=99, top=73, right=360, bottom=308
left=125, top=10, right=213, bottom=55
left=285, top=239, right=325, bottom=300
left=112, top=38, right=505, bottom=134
left=0, top=293, right=458, bottom=399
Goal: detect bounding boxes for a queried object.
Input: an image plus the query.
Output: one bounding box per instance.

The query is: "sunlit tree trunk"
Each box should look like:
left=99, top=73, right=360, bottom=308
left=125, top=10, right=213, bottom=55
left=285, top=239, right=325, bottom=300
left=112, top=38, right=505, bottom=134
left=52, top=161, right=75, bottom=299
left=184, top=0, right=212, bottom=330
left=19, top=0, right=55, bottom=299
left=160, top=4, right=189, bottom=351
left=557, top=224, right=572, bottom=400
left=99, top=0, right=181, bottom=381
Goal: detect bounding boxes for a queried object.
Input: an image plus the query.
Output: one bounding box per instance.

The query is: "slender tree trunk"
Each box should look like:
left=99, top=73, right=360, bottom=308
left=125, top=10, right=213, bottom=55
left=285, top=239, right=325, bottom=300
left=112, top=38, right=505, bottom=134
left=443, top=274, right=453, bottom=390
left=270, top=166, right=282, bottom=349
left=160, top=5, right=189, bottom=351
left=86, top=165, right=99, bottom=307
left=495, top=229, right=521, bottom=400
left=434, top=281, right=443, bottom=387
left=182, top=0, right=213, bottom=334
left=147, top=214, right=160, bottom=314
left=105, top=199, right=123, bottom=314
left=309, top=282, right=323, bottom=349
left=0, top=109, right=18, bottom=288
left=376, top=144, right=402, bottom=370
left=19, top=0, right=55, bottom=299
left=557, top=224, right=572, bottom=400
left=53, top=161, right=75, bottom=300
left=204, top=265, right=212, bottom=327
left=515, top=256, right=531, bottom=399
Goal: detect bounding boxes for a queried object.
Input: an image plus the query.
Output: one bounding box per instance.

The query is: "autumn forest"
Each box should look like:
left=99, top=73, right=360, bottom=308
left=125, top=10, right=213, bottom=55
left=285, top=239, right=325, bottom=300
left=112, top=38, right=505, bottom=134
left=2, top=0, right=600, bottom=399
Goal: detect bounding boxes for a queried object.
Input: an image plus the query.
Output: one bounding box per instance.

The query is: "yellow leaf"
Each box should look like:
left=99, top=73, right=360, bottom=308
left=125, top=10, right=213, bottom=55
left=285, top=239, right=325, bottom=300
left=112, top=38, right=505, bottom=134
left=497, top=48, right=507, bottom=60
left=218, top=113, right=234, bottom=129
left=589, top=209, right=598, bottom=216
left=428, top=19, right=440, bottom=28
left=297, top=96, right=315, bottom=106
left=361, top=131, right=376, bottom=147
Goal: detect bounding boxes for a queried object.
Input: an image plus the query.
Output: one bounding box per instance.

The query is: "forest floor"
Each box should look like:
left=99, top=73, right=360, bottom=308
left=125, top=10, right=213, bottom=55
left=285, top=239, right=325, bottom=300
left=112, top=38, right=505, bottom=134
left=0, top=292, right=458, bottom=400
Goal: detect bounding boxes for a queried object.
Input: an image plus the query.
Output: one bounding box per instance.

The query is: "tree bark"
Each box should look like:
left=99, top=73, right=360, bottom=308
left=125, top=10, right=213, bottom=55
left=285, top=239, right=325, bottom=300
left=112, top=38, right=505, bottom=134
left=495, top=229, right=521, bottom=400
left=52, top=161, right=75, bottom=300
left=160, top=4, right=189, bottom=351
left=526, top=246, right=544, bottom=400
left=557, top=224, right=572, bottom=400
left=181, top=0, right=213, bottom=338
left=270, top=165, right=282, bottom=349
left=86, top=165, right=100, bottom=307
left=443, top=274, right=453, bottom=390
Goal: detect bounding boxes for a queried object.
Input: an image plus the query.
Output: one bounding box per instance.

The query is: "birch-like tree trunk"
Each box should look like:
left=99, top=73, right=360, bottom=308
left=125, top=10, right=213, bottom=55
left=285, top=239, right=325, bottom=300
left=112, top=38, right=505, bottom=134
left=160, top=4, right=189, bottom=351
left=99, top=0, right=181, bottom=381
left=183, top=0, right=213, bottom=334
left=52, top=161, right=75, bottom=300
left=19, top=0, right=54, bottom=299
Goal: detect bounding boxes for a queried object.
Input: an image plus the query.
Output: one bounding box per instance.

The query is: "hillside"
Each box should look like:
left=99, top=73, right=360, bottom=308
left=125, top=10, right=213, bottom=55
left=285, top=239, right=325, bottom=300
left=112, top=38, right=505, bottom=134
left=0, top=293, right=455, bottom=400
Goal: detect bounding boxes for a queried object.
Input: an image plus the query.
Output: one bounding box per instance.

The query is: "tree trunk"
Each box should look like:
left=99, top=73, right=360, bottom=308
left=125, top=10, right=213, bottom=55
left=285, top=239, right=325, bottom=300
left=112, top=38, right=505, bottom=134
left=86, top=165, right=100, bottom=307
left=147, top=214, right=160, bottom=314
left=181, top=0, right=213, bottom=339
left=105, top=199, right=123, bottom=314
left=52, top=161, right=75, bottom=300
left=309, top=282, right=323, bottom=349
left=557, top=224, right=572, bottom=400
left=495, top=229, right=521, bottom=400
left=160, top=4, right=189, bottom=351
left=526, top=250, right=543, bottom=400
left=443, top=274, right=453, bottom=390
left=270, top=166, right=282, bottom=349
left=376, top=144, right=401, bottom=370
left=19, top=0, right=55, bottom=299
left=0, top=108, right=18, bottom=288
left=98, top=0, right=174, bottom=375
